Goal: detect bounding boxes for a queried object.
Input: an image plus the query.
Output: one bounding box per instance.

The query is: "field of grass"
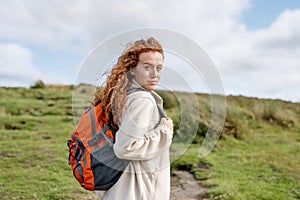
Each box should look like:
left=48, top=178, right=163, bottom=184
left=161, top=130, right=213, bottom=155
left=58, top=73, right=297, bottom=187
left=0, top=86, right=299, bottom=199
left=172, top=128, right=300, bottom=200
left=170, top=94, right=300, bottom=200
left=0, top=87, right=89, bottom=199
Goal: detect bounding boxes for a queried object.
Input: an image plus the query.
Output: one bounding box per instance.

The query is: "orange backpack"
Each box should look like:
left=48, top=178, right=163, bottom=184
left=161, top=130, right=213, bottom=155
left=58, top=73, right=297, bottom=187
left=67, top=104, right=129, bottom=191
left=67, top=88, right=166, bottom=191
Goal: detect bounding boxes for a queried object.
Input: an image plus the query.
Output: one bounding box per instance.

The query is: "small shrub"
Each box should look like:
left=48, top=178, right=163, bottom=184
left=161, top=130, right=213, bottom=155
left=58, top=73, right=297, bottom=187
left=254, top=101, right=296, bottom=128
left=193, top=121, right=209, bottom=144
left=31, top=80, right=45, bottom=89
left=222, top=115, right=241, bottom=139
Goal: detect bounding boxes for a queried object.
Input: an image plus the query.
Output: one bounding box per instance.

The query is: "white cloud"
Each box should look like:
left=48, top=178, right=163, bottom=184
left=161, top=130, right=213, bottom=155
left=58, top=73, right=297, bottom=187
left=0, top=43, right=45, bottom=87
left=0, top=0, right=299, bottom=101
left=205, top=8, right=300, bottom=102
left=0, top=0, right=250, bottom=51
left=0, top=1, right=87, bottom=51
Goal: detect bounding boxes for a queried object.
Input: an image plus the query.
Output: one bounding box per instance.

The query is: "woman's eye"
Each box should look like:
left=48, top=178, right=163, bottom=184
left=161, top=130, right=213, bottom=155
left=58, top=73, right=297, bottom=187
left=157, top=66, right=162, bottom=71
left=144, top=65, right=150, bottom=70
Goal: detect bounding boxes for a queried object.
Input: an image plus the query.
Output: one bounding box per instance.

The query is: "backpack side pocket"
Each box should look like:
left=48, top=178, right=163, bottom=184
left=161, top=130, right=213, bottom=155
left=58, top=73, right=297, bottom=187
left=68, top=134, right=85, bottom=186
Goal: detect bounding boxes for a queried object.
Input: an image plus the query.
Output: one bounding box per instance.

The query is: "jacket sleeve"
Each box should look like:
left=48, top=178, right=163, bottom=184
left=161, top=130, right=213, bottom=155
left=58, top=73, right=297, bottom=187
left=113, top=95, right=172, bottom=161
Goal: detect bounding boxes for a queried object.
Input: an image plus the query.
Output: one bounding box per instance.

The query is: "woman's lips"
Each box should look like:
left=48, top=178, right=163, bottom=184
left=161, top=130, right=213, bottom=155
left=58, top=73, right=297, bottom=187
left=148, top=81, right=158, bottom=84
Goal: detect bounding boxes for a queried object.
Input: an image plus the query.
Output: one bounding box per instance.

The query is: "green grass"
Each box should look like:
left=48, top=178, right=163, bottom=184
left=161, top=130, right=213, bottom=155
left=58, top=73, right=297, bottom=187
left=0, top=87, right=89, bottom=200
left=1, top=86, right=300, bottom=199
left=171, top=127, right=300, bottom=200
left=205, top=128, right=299, bottom=200
left=0, top=128, right=90, bottom=200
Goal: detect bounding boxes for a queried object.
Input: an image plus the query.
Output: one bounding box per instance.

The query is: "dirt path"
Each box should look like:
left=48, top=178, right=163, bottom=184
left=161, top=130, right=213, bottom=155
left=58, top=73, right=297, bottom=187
left=86, top=170, right=208, bottom=200
left=171, top=170, right=208, bottom=200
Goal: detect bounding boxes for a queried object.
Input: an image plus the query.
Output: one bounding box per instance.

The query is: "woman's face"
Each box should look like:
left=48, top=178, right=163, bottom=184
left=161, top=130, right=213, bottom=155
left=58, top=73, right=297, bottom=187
left=131, top=51, right=163, bottom=91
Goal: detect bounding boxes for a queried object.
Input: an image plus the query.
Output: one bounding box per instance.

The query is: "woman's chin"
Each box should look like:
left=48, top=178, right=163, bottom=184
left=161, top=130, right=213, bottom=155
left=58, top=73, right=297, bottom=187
left=142, top=85, right=157, bottom=91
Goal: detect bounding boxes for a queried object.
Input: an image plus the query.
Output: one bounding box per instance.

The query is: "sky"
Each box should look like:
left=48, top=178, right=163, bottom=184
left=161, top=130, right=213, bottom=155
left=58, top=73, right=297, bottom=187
left=0, top=0, right=300, bottom=102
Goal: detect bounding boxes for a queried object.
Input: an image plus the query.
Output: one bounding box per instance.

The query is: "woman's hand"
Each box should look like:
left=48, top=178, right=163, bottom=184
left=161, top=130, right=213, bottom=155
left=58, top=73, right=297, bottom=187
left=160, top=118, right=173, bottom=133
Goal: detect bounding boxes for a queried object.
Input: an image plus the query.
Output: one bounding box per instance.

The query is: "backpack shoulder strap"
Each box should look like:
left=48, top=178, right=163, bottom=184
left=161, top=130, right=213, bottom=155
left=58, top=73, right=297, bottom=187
left=126, top=87, right=145, bottom=95
left=88, top=107, right=114, bottom=147
left=156, top=104, right=167, bottom=118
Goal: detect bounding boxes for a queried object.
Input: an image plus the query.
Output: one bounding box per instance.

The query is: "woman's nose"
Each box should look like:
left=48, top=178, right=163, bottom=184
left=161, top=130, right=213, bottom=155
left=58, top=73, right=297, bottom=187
left=150, top=68, right=158, bottom=77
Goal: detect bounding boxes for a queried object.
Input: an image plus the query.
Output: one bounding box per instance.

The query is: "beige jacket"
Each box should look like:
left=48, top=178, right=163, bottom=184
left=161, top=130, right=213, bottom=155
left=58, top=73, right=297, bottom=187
left=97, top=82, right=173, bottom=200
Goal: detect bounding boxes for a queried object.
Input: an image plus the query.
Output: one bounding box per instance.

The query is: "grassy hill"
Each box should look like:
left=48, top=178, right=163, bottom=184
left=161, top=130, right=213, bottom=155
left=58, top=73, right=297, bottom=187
left=0, top=85, right=299, bottom=199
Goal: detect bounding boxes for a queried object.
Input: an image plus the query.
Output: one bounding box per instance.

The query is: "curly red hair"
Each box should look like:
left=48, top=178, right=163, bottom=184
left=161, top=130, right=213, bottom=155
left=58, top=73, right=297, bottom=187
left=93, top=37, right=164, bottom=126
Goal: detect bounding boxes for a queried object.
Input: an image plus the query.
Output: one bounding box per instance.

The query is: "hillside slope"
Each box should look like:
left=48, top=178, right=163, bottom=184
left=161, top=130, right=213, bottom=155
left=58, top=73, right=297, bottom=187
left=0, top=86, right=299, bottom=199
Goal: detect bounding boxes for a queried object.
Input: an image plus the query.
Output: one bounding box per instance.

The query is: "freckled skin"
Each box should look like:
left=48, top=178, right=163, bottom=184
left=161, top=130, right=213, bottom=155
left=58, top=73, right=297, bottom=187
left=131, top=51, right=164, bottom=91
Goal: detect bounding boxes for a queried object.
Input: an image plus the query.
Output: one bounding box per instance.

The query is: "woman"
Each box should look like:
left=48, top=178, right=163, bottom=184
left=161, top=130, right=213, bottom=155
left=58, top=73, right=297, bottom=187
left=95, top=37, right=173, bottom=200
